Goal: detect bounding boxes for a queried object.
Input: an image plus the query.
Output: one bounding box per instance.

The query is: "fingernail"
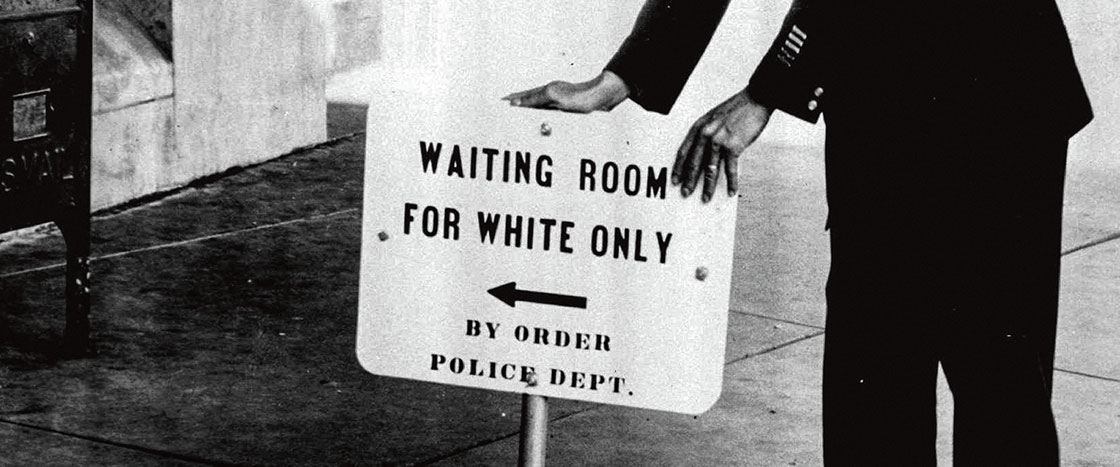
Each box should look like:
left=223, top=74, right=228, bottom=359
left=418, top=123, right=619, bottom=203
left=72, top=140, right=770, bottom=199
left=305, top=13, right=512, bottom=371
left=682, top=186, right=692, bottom=197
left=671, top=175, right=680, bottom=186
left=702, top=193, right=711, bottom=203
left=511, top=99, right=521, bottom=106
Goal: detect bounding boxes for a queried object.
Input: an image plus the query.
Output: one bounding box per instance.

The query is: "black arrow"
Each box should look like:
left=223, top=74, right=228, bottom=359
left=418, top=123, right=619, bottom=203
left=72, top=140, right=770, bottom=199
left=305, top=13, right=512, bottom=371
left=487, top=282, right=587, bottom=309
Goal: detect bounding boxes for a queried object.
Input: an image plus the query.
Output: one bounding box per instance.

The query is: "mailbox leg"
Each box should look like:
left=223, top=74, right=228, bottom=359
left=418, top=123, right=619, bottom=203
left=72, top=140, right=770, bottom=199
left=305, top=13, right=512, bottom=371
left=57, top=211, right=92, bottom=356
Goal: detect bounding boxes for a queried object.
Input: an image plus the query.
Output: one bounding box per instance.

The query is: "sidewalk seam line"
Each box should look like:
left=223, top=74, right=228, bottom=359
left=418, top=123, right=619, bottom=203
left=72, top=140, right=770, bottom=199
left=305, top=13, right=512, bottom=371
left=0, top=418, right=239, bottom=466
left=1061, top=231, right=1120, bottom=256
left=415, top=405, right=602, bottom=465
left=726, top=331, right=826, bottom=367
left=413, top=429, right=523, bottom=465
left=729, top=309, right=825, bottom=330
left=0, top=208, right=359, bottom=280
left=1055, top=367, right=1120, bottom=383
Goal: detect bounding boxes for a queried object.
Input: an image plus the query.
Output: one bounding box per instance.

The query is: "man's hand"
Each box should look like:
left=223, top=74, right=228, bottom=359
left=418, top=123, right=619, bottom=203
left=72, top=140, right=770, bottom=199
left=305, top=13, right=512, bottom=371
left=673, top=89, right=773, bottom=202
left=503, top=71, right=630, bottom=113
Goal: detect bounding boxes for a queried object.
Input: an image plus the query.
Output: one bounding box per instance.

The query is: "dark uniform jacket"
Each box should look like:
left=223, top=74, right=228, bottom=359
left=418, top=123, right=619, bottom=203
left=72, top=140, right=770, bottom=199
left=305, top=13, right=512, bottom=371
left=606, top=3, right=1092, bottom=464
left=606, top=0, right=1091, bottom=134
left=605, top=0, right=1092, bottom=230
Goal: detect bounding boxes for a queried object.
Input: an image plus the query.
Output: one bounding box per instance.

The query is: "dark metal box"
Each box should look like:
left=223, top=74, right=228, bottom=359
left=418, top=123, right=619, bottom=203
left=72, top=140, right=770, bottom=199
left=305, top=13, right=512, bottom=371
left=0, top=0, right=92, bottom=355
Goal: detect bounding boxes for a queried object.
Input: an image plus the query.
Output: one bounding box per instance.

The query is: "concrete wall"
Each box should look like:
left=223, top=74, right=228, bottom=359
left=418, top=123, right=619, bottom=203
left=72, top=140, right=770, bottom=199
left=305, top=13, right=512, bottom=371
left=91, top=0, right=176, bottom=210
left=313, top=0, right=380, bottom=72
left=172, top=1, right=326, bottom=190
left=91, top=0, right=327, bottom=211
left=100, top=0, right=171, bottom=58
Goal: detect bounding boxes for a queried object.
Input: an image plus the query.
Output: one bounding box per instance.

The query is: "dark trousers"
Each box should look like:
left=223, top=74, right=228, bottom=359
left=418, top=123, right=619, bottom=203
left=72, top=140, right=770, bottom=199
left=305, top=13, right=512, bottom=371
left=820, top=139, right=1068, bottom=466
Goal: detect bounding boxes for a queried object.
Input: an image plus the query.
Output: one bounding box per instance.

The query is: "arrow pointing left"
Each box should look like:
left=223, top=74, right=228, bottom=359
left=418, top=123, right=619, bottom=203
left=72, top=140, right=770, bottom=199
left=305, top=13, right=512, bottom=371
left=487, top=282, right=587, bottom=309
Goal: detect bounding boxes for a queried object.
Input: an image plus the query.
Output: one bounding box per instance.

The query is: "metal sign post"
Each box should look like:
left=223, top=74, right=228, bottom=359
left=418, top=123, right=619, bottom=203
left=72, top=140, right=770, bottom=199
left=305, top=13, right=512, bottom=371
left=518, top=394, right=548, bottom=467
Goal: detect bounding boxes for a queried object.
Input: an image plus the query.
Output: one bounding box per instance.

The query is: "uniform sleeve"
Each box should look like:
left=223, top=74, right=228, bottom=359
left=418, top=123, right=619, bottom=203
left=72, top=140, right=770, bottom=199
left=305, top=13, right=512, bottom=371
left=604, top=0, right=731, bottom=115
left=746, top=0, right=825, bottom=123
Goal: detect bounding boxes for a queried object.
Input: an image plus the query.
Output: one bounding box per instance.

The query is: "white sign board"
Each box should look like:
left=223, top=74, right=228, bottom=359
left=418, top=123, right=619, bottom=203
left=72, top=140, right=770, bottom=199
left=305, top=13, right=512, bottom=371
left=356, top=82, right=740, bottom=414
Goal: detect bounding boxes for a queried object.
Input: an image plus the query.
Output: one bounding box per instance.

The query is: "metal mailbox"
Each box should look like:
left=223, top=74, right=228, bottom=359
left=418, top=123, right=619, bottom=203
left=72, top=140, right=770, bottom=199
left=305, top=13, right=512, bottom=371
left=0, top=0, right=92, bottom=355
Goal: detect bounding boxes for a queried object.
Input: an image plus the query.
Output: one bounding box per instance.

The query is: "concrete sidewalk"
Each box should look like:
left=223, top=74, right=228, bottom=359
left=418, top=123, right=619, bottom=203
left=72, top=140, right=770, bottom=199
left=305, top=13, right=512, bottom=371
left=1, top=105, right=1118, bottom=465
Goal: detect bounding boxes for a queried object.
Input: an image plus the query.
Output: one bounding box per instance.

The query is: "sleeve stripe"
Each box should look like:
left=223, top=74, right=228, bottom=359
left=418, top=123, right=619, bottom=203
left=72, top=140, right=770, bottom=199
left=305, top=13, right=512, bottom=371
left=791, top=25, right=808, bottom=41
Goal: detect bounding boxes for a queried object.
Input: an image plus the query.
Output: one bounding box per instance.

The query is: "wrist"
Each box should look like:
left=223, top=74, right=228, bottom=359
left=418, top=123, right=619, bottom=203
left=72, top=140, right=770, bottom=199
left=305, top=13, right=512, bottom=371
left=742, top=87, right=775, bottom=114
left=596, top=70, right=631, bottom=108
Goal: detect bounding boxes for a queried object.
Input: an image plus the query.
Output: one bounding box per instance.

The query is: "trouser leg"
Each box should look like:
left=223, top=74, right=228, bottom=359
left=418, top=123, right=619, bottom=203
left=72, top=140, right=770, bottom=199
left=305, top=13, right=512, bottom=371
left=940, top=324, right=1059, bottom=466
left=822, top=324, right=940, bottom=466
left=822, top=229, right=940, bottom=466
left=940, top=139, right=1066, bottom=466
left=940, top=279, right=1061, bottom=467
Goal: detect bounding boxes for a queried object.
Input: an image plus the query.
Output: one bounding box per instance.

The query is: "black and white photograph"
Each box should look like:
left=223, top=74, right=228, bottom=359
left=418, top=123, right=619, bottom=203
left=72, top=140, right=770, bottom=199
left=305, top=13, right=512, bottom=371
left=1, top=1, right=1117, bottom=465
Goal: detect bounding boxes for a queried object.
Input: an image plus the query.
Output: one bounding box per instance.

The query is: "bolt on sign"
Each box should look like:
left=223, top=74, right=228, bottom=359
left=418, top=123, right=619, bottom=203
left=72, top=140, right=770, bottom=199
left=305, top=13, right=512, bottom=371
left=357, top=84, right=739, bottom=415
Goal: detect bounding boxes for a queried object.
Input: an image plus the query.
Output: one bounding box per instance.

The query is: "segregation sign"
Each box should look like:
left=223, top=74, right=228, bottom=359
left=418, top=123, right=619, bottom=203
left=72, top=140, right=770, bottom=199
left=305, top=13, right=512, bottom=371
left=356, top=86, right=739, bottom=414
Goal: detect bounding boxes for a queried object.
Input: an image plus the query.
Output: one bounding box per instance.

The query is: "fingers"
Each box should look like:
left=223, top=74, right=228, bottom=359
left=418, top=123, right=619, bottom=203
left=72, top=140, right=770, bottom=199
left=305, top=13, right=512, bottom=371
left=696, top=119, right=724, bottom=202
left=501, top=85, right=547, bottom=106
left=503, top=81, right=569, bottom=108
left=713, top=130, right=747, bottom=200
left=701, top=143, right=723, bottom=203
left=504, top=79, right=607, bottom=113
left=506, top=84, right=561, bottom=109
left=676, top=91, right=773, bottom=202
left=681, top=127, right=710, bottom=198
left=674, top=117, right=717, bottom=199
left=678, top=117, right=744, bottom=202
left=673, top=124, right=702, bottom=187
left=725, top=147, right=740, bottom=197
left=506, top=72, right=633, bottom=113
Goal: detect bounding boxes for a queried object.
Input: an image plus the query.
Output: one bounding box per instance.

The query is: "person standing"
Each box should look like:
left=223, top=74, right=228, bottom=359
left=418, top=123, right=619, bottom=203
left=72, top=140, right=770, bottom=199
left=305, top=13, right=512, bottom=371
left=505, top=0, right=1093, bottom=465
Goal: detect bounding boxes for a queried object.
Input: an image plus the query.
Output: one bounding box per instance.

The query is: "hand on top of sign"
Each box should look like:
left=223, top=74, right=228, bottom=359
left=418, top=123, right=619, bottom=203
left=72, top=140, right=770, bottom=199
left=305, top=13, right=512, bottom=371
left=502, top=71, right=630, bottom=113
left=674, top=89, right=774, bottom=203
